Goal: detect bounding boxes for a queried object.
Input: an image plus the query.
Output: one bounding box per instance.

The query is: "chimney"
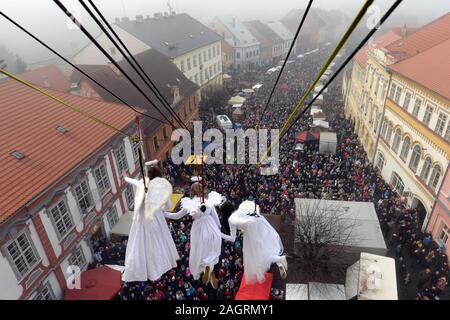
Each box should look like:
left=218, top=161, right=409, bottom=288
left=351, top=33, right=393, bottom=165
left=401, top=24, right=407, bottom=37
left=114, top=17, right=120, bottom=24
left=136, top=15, right=144, bottom=23
left=232, top=17, right=236, bottom=27
left=171, top=11, right=176, bottom=16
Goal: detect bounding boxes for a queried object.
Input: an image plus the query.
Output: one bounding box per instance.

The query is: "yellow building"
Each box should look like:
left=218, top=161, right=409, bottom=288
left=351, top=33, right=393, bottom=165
left=344, top=15, right=450, bottom=229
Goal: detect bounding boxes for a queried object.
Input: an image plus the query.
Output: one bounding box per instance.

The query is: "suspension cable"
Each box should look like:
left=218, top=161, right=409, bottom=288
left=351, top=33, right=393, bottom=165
left=0, top=11, right=171, bottom=127
left=259, top=0, right=374, bottom=165
left=80, top=0, right=188, bottom=130
left=53, top=0, right=181, bottom=129
left=258, top=0, right=313, bottom=126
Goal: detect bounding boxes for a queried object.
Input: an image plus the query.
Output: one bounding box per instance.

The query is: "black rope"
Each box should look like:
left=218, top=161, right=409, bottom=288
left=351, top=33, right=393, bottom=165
left=258, top=0, right=313, bottom=125
left=81, top=0, right=188, bottom=131
left=280, top=0, right=403, bottom=140
left=138, top=147, right=148, bottom=192
left=53, top=0, right=180, bottom=129
left=0, top=11, right=170, bottom=126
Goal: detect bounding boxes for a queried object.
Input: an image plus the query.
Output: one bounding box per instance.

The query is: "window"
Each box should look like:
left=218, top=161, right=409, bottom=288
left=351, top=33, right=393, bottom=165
left=94, top=163, right=111, bottom=197
left=187, top=57, right=191, bottom=71
left=423, top=104, right=434, bottom=126
left=374, top=77, right=380, bottom=96
left=153, top=136, right=160, bottom=150
left=114, top=144, right=129, bottom=175
left=74, top=181, right=92, bottom=214
left=6, top=231, right=40, bottom=279
left=213, top=64, right=217, bottom=74
left=213, top=46, right=216, bottom=57
left=399, top=137, right=411, bottom=162
left=68, top=246, right=87, bottom=270
left=445, top=123, right=450, bottom=142
left=412, top=98, right=421, bottom=117
left=236, top=52, right=240, bottom=59
left=439, top=225, right=449, bottom=245
left=163, top=127, right=169, bottom=140
left=388, top=83, right=397, bottom=99
left=208, top=48, right=211, bottom=60
left=381, top=120, right=387, bottom=138
left=198, top=53, right=202, bottom=64
left=132, top=141, right=140, bottom=162
left=394, top=86, right=402, bottom=104
left=50, top=200, right=74, bottom=239
left=193, top=55, right=197, bottom=67
left=33, top=282, right=56, bottom=300
left=429, top=165, right=442, bottom=190
left=125, top=185, right=134, bottom=210
left=385, top=124, right=393, bottom=143
left=180, top=60, right=185, bottom=72
left=409, top=145, right=421, bottom=173
left=209, top=66, right=212, bottom=78
left=194, top=73, right=198, bottom=84
left=392, top=129, right=402, bottom=153
left=375, top=153, right=385, bottom=171
left=403, top=92, right=411, bottom=110
left=204, top=69, right=208, bottom=81
left=203, top=51, right=207, bottom=62
left=106, top=206, right=119, bottom=229
left=200, top=71, right=203, bottom=83
left=435, top=113, right=448, bottom=136
left=420, top=157, right=432, bottom=182
left=390, top=172, right=405, bottom=194
left=110, top=47, right=116, bottom=55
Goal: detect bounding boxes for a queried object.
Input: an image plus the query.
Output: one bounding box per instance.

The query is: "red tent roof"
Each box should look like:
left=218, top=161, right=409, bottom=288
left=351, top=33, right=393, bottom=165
left=64, top=266, right=122, bottom=300
left=296, top=130, right=319, bottom=142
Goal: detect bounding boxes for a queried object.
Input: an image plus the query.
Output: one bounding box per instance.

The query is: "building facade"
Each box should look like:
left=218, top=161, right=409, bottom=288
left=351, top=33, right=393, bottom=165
left=0, top=81, right=139, bottom=299
left=265, top=21, right=295, bottom=57
left=343, top=15, right=450, bottom=230
left=209, top=16, right=260, bottom=71
left=73, top=13, right=223, bottom=93
left=71, top=48, right=201, bottom=162
left=244, top=20, right=284, bottom=65
left=427, top=164, right=450, bottom=257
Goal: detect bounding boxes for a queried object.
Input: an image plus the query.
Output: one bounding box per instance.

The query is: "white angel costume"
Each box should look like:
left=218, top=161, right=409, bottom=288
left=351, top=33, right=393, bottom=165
left=122, top=176, right=180, bottom=282
left=179, top=191, right=225, bottom=280
left=222, top=200, right=287, bottom=284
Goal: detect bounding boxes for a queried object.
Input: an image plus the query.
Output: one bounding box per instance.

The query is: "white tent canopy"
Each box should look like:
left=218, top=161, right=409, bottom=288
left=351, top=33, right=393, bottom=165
left=311, top=119, right=329, bottom=129
left=242, top=88, right=255, bottom=94
left=345, top=253, right=398, bottom=300
left=319, top=131, right=337, bottom=153
left=294, top=199, right=387, bottom=258
left=252, top=83, right=263, bottom=90
left=232, top=103, right=243, bottom=108
left=286, top=283, right=346, bottom=300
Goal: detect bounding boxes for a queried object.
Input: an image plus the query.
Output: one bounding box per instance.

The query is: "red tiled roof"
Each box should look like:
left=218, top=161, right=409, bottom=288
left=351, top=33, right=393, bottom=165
left=385, top=13, right=450, bottom=62
left=389, top=38, right=450, bottom=100
left=0, top=80, right=136, bottom=224
left=19, top=64, right=71, bottom=92
left=353, top=29, right=407, bottom=68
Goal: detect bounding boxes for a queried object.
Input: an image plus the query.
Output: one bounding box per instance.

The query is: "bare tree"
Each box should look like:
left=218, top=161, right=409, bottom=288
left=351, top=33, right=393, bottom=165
left=290, top=199, right=362, bottom=285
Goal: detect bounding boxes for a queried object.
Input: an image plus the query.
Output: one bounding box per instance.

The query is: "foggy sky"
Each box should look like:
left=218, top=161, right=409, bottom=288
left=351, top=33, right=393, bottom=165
left=0, top=0, right=448, bottom=65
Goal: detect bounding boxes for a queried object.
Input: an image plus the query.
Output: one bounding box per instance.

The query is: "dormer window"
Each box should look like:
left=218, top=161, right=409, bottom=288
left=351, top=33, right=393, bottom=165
left=10, top=151, right=25, bottom=160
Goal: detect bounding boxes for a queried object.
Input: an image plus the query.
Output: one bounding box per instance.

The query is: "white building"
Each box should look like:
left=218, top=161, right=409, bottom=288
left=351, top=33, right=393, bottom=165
left=266, top=21, right=296, bottom=56
left=73, top=13, right=223, bottom=93
left=209, top=16, right=261, bottom=71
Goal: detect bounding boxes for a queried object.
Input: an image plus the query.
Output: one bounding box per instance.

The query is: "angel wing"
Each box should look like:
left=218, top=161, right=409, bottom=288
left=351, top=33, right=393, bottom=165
left=205, top=191, right=225, bottom=208
left=180, top=197, right=201, bottom=215
left=144, top=177, right=173, bottom=219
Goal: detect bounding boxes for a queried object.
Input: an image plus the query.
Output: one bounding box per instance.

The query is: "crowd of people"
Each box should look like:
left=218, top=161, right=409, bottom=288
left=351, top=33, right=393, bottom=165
left=90, top=43, right=447, bottom=300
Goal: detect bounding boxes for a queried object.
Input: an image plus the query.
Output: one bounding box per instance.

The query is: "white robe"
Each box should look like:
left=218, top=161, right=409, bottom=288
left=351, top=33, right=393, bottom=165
left=180, top=192, right=224, bottom=280
left=222, top=200, right=285, bottom=284
left=122, top=177, right=180, bottom=282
